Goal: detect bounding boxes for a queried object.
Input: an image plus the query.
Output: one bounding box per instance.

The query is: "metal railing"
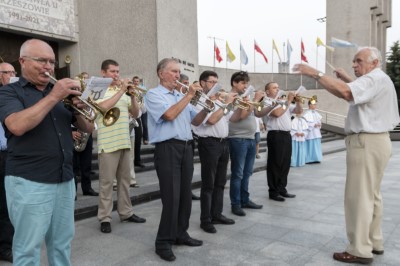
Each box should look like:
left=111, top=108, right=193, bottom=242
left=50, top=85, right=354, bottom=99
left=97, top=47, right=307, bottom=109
left=315, top=109, right=347, bottom=128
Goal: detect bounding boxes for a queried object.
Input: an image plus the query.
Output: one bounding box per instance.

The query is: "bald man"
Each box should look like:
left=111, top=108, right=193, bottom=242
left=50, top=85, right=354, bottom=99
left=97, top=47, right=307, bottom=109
left=0, top=39, right=94, bottom=265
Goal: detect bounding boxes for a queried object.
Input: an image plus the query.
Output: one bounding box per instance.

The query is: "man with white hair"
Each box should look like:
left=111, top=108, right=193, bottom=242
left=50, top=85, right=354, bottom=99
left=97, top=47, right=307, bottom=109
left=294, top=47, right=400, bottom=264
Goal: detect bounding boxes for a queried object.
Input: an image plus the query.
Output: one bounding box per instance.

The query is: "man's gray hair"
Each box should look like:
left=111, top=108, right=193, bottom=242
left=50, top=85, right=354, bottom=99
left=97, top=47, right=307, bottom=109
left=179, top=73, right=189, bottom=82
left=358, top=46, right=382, bottom=67
left=156, top=58, right=179, bottom=76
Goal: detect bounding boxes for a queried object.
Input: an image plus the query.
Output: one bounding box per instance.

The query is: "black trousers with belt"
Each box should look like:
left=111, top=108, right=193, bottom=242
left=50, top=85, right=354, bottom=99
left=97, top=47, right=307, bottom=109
left=197, top=137, right=229, bottom=224
left=154, top=139, right=193, bottom=251
left=266, top=130, right=292, bottom=197
left=73, top=134, right=94, bottom=192
left=0, top=151, right=14, bottom=253
left=134, top=118, right=143, bottom=164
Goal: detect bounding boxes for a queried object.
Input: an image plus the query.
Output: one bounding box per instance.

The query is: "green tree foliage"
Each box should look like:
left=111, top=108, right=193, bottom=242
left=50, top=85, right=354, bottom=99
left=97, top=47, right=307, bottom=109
left=387, top=41, right=400, bottom=94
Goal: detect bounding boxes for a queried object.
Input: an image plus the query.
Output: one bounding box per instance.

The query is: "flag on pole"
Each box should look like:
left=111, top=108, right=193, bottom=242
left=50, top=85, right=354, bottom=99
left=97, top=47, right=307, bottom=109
left=287, top=39, right=293, bottom=64
left=316, top=37, right=335, bottom=52
left=240, top=42, right=248, bottom=65
left=226, top=41, right=236, bottom=63
left=214, top=41, right=223, bottom=63
left=330, top=37, right=357, bottom=48
left=254, top=40, right=268, bottom=63
left=301, top=39, right=308, bottom=63
left=272, top=39, right=282, bottom=62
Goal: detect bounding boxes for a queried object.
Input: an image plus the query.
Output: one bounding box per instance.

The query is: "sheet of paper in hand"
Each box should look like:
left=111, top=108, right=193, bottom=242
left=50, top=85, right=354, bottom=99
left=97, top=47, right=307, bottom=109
left=82, top=77, right=113, bottom=101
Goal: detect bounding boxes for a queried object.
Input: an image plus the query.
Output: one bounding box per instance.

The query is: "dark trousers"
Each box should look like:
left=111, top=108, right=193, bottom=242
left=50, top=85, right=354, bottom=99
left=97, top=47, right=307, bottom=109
left=73, top=134, right=93, bottom=192
left=134, top=118, right=143, bottom=164
left=198, top=137, right=229, bottom=224
left=154, top=140, right=193, bottom=251
left=0, top=151, right=13, bottom=252
left=141, top=113, right=148, bottom=142
left=266, top=131, right=292, bottom=197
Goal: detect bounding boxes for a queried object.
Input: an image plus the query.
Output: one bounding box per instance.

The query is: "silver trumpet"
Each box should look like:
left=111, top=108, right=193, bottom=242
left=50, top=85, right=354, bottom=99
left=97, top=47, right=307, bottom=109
left=74, top=129, right=90, bottom=152
left=176, top=80, right=215, bottom=112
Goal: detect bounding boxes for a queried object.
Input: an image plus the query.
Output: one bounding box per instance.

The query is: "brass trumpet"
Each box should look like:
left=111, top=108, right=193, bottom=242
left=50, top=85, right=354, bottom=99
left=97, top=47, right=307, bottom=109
left=294, top=94, right=317, bottom=104
left=176, top=80, right=215, bottom=112
left=125, top=83, right=147, bottom=107
left=45, top=72, right=120, bottom=126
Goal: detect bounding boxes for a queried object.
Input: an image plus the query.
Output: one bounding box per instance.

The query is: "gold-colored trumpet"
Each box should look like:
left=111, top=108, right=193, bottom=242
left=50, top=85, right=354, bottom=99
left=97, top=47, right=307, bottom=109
left=176, top=80, right=215, bottom=112
left=45, top=72, right=120, bottom=126
left=125, top=83, right=147, bottom=107
left=294, top=94, right=318, bottom=104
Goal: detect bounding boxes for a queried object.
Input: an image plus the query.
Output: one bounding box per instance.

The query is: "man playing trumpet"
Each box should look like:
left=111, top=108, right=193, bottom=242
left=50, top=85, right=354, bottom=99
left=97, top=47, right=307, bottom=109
left=96, top=59, right=146, bottom=235
left=145, top=58, right=209, bottom=262
left=192, top=70, right=237, bottom=234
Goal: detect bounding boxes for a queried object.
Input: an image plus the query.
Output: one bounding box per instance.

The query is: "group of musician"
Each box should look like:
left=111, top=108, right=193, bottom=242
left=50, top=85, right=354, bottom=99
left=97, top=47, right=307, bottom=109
left=3, top=39, right=394, bottom=265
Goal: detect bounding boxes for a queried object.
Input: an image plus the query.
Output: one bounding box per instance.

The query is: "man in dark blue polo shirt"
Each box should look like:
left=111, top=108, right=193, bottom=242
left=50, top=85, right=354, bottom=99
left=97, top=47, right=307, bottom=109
left=0, top=39, right=94, bottom=265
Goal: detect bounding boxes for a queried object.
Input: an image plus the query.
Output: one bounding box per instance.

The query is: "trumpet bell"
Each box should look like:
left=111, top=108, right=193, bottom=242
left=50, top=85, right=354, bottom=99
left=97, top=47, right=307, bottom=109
left=103, top=107, right=120, bottom=127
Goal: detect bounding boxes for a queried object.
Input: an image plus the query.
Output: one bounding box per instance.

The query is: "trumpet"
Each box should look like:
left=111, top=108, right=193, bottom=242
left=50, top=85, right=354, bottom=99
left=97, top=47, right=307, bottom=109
left=253, top=97, right=288, bottom=111
left=294, top=94, right=317, bottom=104
left=176, top=80, right=215, bottom=112
left=45, top=72, right=120, bottom=126
left=125, top=83, right=147, bottom=107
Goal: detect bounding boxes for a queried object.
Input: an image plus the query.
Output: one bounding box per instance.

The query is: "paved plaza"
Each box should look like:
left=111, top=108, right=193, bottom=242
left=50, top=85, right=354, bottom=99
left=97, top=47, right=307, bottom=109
left=4, top=140, right=400, bottom=265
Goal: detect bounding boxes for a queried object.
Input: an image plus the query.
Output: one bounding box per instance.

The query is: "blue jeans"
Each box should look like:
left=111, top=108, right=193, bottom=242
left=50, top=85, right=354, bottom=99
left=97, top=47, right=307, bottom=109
left=5, top=176, right=75, bottom=266
left=229, top=138, right=256, bottom=207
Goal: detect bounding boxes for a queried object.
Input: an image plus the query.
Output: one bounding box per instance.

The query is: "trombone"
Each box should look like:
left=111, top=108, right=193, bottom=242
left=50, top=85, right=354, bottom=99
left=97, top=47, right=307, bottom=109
left=45, top=72, right=120, bottom=126
left=176, top=80, right=215, bottom=112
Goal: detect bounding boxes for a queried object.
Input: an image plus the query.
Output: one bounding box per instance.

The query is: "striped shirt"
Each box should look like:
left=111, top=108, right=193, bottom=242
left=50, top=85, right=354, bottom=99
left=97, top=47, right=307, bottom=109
left=96, top=87, right=131, bottom=153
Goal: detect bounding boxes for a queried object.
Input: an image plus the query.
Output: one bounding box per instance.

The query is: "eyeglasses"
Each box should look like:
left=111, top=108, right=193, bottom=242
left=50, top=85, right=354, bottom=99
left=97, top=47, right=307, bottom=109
left=205, top=80, right=218, bottom=84
left=22, top=56, right=57, bottom=67
left=0, top=71, right=17, bottom=75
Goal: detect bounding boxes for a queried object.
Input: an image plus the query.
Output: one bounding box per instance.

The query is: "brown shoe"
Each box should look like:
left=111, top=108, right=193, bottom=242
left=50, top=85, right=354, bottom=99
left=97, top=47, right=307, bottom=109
left=333, top=252, right=373, bottom=264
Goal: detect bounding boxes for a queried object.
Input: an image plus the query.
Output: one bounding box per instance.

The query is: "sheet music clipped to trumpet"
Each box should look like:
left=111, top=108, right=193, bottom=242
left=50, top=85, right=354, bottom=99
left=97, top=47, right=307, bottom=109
left=81, top=77, right=113, bottom=101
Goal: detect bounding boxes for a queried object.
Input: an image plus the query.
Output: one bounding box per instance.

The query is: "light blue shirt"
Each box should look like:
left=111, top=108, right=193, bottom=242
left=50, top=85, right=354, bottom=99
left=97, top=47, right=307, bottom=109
left=0, top=123, right=7, bottom=151
left=145, top=84, right=198, bottom=144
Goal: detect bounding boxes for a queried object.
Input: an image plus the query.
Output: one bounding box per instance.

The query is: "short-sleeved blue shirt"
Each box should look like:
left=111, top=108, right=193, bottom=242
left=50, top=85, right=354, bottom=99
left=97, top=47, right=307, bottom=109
left=0, top=76, right=76, bottom=183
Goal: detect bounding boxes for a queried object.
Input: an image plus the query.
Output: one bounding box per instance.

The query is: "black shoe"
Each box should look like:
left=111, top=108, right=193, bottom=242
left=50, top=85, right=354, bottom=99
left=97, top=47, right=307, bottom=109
left=212, top=214, right=235, bottom=225
left=231, top=206, right=246, bottom=216
left=191, top=193, right=200, bottom=200
left=122, top=214, right=146, bottom=223
left=100, top=222, right=111, bottom=233
left=175, top=237, right=203, bottom=246
left=269, top=195, right=285, bottom=202
left=372, top=250, right=384, bottom=255
left=134, top=163, right=145, bottom=168
left=156, top=249, right=176, bottom=261
left=130, top=183, right=139, bottom=188
left=280, top=192, right=296, bottom=198
left=82, top=188, right=99, bottom=196
left=0, top=249, right=13, bottom=263
left=241, top=200, right=263, bottom=209
left=200, top=223, right=217, bottom=233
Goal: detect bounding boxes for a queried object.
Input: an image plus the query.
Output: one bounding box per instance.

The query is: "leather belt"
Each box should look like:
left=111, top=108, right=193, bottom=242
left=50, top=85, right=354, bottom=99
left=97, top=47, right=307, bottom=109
left=198, top=136, right=227, bottom=142
left=161, top=138, right=193, bottom=145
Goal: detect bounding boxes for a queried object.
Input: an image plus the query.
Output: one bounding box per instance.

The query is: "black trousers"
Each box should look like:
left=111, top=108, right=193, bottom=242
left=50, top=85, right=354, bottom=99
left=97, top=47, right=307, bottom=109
left=266, top=131, right=292, bottom=197
left=134, top=118, right=143, bottom=164
left=198, top=137, right=229, bottom=224
left=0, top=151, right=13, bottom=252
left=73, top=134, right=94, bottom=192
left=154, top=139, right=193, bottom=251
left=141, top=113, right=148, bottom=142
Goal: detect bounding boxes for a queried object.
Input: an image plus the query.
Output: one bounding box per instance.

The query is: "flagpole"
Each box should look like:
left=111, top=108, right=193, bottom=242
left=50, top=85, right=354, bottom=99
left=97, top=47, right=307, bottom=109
left=240, top=41, right=242, bottom=71
left=254, top=39, right=256, bottom=72
left=316, top=43, right=319, bottom=89
left=213, top=37, right=216, bottom=69
left=271, top=40, right=274, bottom=81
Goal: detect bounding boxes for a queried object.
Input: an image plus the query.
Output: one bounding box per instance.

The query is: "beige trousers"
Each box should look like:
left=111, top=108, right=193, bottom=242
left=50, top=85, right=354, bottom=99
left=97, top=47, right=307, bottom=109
left=98, top=149, right=134, bottom=222
left=113, top=137, right=136, bottom=186
left=345, top=132, right=391, bottom=258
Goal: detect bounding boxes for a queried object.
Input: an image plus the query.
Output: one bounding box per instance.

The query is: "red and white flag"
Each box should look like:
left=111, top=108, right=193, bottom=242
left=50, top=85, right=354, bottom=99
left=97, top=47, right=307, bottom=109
left=214, top=41, right=223, bottom=63
left=254, top=40, right=268, bottom=63
left=301, top=39, right=308, bottom=63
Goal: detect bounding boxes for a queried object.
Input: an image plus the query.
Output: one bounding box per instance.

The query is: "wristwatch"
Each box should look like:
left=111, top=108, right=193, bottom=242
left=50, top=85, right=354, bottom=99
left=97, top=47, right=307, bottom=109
left=315, top=72, right=324, bottom=81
